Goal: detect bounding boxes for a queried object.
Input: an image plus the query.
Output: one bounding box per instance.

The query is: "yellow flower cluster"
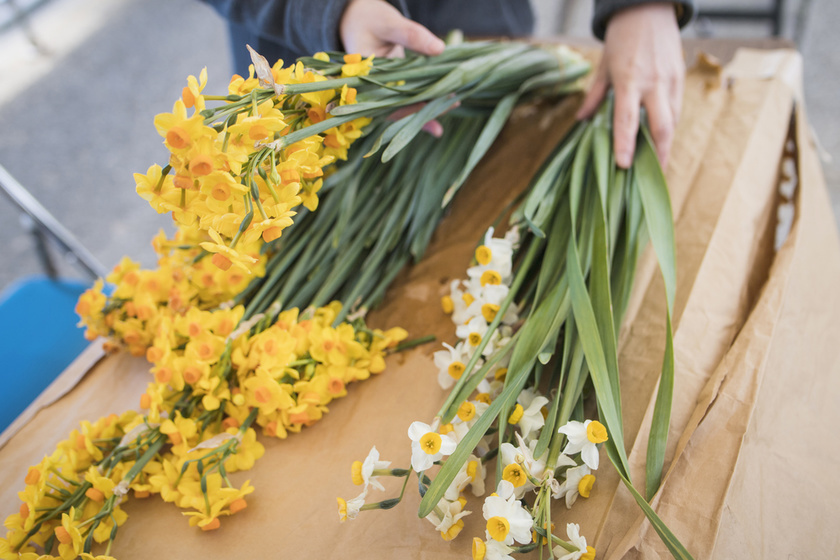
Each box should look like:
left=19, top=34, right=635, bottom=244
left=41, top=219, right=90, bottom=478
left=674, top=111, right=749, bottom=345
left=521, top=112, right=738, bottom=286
left=140, top=56, right=372, bottom=277
left=75, top=236, right=260, bottom=355
left=0, top=410, right=264, bottom=558
left=137, top=301, right=406, bottom=441
left=1, top=412, right=137, bottom=559
left=77, top=53, right=373, bottom=357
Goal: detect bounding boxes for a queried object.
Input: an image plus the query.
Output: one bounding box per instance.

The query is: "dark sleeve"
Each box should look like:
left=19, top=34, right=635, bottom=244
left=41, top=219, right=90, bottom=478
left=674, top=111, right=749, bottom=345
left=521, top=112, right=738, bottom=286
left=591, top=0, right=694, bottom=40
left=199, top=0, right=350, bottom=55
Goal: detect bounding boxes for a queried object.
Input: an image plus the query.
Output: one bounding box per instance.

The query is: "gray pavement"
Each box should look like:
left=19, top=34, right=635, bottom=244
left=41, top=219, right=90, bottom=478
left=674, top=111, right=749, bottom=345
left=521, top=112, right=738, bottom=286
left=0, top=0, right=837, bottom=294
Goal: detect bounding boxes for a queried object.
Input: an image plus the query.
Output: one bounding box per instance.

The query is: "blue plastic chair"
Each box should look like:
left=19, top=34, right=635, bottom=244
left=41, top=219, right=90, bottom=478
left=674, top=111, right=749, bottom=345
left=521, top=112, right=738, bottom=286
left=0, top=276, right=92, bottom=432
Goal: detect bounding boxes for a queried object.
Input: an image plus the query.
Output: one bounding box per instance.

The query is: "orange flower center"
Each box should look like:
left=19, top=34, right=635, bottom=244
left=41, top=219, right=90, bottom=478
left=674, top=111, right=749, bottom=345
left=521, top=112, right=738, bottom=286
left=229, top=498, right=248, bottom=514
left=255, top=386, right=272, bottom=404
left=166, top=126, right=191, bottom=149
left=181, top=86, right=195, bottom=108
left=85, top=488, right=105, bottom=502
left=154, top=367, right=172, bottom=384
left=249, top=124, right=271, bottom=140
left=189, top=155, right=214, bottom=176
left=211, top=253, right=232, bottom=271
left=54, top=526, right=72, bottom=545
left=183, top=366, right=202, bottom=384
left=262, top=226, right=283, bottom=242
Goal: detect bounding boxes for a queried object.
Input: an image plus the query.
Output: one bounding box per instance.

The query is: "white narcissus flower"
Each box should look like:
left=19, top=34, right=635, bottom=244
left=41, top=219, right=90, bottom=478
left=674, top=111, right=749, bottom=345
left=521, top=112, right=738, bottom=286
left=553, top=523, right=595, bottom=560
left=456, top=316, right=490, bottom=351
left=465, top=283, right=518, bottom=325
left=481, top=480, right=533, bottom=546
left=515, top=391, right=549, bottom=441
left=336, top=488, right=367, bottom=522
left=359, top=446, right=390, bottom=492
left=425, top=496, right=471, bottom=540
left=448, top=279, right=475, bottom=326
left=434, top=341, right=471, bottom=390
left=408, top=421, right=456, bottom=472
left=472, top=537, right=516, bottom=560
left=556, top=419, right=608, bottom=470
left=478, top=378, right=504, bottom=400
left=552, top=463, right=594, bottom=508
left=444, top=453, right=487, bottom=500
left=473, top=227, right=514, bottom=280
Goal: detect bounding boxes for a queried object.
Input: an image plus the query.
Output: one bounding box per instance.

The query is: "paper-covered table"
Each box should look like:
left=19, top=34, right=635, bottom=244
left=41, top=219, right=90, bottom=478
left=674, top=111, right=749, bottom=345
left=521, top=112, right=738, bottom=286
left=2, top=48, right=839, bottom=559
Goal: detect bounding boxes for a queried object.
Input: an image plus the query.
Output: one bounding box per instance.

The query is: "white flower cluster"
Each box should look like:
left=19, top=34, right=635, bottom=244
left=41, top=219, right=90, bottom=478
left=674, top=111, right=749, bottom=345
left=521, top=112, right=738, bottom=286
left=342, top=227, right=606, bottom=559
left=435, top=227, right=521, bottom=390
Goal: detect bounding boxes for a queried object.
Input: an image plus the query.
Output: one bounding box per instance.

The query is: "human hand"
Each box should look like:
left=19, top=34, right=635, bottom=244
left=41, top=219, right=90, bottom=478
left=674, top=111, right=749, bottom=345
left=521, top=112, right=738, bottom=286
left=340, top=0, right=447, bottom=136
left=576, top=3, right=685, bottom=170
left=340, top=0, right=446, bottom=58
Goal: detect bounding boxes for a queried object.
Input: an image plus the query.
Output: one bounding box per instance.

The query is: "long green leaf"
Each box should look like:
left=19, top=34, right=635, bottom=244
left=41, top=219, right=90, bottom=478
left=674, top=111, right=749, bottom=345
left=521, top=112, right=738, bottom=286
left=566, top=234, right=629, bottom=475
left=606, top=445, right=694, bottom=560
left=634, top=127, right=678, bottom=499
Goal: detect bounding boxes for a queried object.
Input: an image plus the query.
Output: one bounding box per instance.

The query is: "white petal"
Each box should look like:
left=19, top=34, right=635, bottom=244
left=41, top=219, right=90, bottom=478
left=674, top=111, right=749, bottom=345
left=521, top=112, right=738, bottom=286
left=581, top=443, right=600, bottom=470
left=496, top=479, right=515, bottom=500
left=439, top=433, right=457, bottom=455
left=411, top=443, right=433, bottom=472
left=408, top=421, right=431, bottom=442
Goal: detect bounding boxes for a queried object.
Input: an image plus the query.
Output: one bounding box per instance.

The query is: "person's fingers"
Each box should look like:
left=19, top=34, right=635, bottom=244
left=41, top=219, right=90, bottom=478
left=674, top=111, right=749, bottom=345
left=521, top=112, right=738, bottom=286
left=422, top=120, right=444, bottom=138
left=384, top=44, right=405, bottom=59
left=376, top=16, right=445, bottom=56
left=612, top=85, right=641, bottom=169
left=669, top=72, right=684, bottom=133
left=388, top=103, right=424, bottom=121
left=643, top=86, right=675, bottom=169
left=576, top=65, right=609, bottom=120
left=387, top=104, right=445, bottom=137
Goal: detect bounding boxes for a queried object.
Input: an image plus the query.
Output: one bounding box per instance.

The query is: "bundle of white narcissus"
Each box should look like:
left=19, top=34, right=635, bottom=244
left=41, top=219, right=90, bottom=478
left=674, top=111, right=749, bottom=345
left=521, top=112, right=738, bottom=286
left=2, top=41, right=591, bottom=560
left=340, top=98, right=694, bottom=560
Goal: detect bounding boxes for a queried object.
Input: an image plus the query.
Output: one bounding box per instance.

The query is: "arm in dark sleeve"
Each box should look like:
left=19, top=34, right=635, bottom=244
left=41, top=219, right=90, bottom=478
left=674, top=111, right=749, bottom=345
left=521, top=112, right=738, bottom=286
left=591, top=0, right=694, bottom=39
left=199, top=0, right=350, bottom=55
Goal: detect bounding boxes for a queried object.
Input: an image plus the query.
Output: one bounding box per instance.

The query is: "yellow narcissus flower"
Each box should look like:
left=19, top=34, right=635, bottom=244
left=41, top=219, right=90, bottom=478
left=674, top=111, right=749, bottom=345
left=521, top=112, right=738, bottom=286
left=340, top=53, right=374, bottom=77
left=154, top=99, right=215, bottom=153
left=298, top=178, right=323, bottom=211
left=55, top=507, right=84, bottom=560
left=309, top=323, right=361, bottom=367
left=83, top=466, right=117, bottom=504
left=223, top=428, right=264, bottom=472
left=160, top=412, right=198, bottom=447
left=242, top=325, right=297, bottom=371
left=243, top=367, right=295, bottom=415
left=91, top=504, right=128, bottom=544
left=147, top=458, right=183, bottom=503
left=226, top=99, right=287, bottom=143
left=199, top=228, right=258, bottom=273
left=181, top=67, right=207, bottom=111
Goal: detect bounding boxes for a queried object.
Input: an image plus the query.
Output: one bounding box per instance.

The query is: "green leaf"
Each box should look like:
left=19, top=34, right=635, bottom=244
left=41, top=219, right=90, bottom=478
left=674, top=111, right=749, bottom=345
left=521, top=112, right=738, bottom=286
left=381, top=94, right=463, bottom=162
left=634, top=128, right=677, bottom=312
left=444, top=92, right=519, bottom=205
left=645, top=312, right=674, bottom=499
left=566, top=233, right=629, bottom=474
left=606, top=446, right=695, bottom=560
left=635, top=126, right=677, bottom=498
